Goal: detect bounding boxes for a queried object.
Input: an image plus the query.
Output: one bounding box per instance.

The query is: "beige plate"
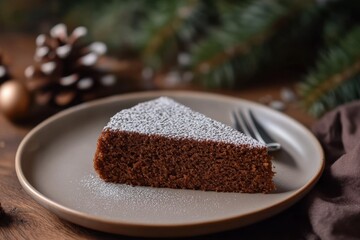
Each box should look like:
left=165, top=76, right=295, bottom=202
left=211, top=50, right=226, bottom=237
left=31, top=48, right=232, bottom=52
left=16, top=91, right=324, bottom=238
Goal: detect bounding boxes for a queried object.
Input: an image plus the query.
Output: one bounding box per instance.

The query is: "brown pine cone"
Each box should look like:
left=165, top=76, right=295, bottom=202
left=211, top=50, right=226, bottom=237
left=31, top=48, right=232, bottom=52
left=24, top=23, right=117, bottom=107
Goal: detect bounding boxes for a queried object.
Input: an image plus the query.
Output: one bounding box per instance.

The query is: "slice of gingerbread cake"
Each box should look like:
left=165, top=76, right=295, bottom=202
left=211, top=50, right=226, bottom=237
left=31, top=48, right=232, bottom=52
left=94, top=97, right=275, bottom=193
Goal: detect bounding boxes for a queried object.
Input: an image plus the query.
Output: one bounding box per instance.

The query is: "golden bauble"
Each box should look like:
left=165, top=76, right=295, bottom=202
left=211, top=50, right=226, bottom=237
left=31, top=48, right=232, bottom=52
left=0, top=80, right=31, bottom=120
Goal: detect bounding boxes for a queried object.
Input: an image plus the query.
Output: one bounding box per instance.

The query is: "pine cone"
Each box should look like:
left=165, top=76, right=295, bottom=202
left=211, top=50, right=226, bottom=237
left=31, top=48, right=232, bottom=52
left=0, top=52, right=11, bottom=84
left=24, top=23, right=117, bottom=107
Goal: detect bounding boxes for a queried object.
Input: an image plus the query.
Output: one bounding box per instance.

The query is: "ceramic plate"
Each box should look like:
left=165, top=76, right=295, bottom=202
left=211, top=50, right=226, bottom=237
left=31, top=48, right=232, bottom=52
left=16, top=91, right=324, bottom=237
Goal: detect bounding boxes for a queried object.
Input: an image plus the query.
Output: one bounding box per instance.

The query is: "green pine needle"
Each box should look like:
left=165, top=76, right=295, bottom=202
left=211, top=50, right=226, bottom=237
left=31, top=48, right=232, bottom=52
left=300, top=27, right=360, bottom=117
left=191, top=0, right=312, bottom=87
left=137, top=0, right=215, bottom=69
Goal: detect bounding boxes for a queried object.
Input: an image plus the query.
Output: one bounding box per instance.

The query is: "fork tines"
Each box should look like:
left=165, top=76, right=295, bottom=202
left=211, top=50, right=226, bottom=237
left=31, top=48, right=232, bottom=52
left=232, top=109, right=281, bottom=152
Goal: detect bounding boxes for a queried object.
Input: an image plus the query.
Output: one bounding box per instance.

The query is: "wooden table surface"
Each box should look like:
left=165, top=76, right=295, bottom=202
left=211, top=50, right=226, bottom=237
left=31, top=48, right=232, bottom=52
left=0, top=33, right=315, bottom=239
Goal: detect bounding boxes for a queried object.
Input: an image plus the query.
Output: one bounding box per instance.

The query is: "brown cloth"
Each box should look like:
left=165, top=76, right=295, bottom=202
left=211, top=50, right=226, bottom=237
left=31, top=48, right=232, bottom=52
left=307, top=100, right=360, bottom=239
left=196, top=101, right=360, bottom=240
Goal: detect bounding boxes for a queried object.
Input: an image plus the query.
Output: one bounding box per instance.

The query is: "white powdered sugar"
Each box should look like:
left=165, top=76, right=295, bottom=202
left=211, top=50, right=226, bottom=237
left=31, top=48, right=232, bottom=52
left=105, top=97, right=264, bottom=148
left=77, top=173, right=240, bottom=220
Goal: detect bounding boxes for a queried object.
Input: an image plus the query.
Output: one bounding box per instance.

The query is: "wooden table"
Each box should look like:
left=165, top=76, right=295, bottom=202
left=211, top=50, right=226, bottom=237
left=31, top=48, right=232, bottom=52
left=0, top=33, right=315, bottom=239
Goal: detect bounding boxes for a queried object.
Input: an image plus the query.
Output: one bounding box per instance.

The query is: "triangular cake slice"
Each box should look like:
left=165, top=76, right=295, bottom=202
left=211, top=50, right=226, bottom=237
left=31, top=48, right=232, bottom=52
left=94, top=97, right=275, bottom=193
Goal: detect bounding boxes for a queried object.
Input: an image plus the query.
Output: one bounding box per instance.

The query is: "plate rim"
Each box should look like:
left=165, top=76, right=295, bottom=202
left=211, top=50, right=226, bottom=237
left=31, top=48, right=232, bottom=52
left=15, top=90, right=325, bottom=235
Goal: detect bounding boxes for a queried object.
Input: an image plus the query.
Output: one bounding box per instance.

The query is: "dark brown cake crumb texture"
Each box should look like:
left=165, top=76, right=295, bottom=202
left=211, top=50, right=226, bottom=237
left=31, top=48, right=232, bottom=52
left=94, top=131, right=275, bottom=193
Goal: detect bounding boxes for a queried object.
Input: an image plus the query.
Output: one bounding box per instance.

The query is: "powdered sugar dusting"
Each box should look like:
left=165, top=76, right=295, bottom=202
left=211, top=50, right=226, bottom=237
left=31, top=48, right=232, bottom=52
left=105, top=97, right=263, bottom=148
left=78, top=173, right=232, bottom=219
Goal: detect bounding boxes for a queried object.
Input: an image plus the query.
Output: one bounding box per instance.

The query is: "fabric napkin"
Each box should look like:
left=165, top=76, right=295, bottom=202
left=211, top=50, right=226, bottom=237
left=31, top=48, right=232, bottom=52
left=202, top=101, right=360, bottom=240
left=306, top=100, right=360, bottom=239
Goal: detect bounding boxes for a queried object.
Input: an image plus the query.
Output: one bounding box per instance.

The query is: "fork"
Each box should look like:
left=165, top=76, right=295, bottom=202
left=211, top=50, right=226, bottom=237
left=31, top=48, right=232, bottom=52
left=231, top=109, right=281, bottom=152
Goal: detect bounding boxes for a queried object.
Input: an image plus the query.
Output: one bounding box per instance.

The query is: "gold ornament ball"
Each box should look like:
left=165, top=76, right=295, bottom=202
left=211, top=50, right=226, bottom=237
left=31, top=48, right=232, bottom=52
left=0, top=80, right=31, bottom=120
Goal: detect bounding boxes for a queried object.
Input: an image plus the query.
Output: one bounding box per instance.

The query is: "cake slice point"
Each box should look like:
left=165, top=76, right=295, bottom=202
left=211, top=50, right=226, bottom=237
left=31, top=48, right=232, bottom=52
left=94, top=97, right=275, bottom=193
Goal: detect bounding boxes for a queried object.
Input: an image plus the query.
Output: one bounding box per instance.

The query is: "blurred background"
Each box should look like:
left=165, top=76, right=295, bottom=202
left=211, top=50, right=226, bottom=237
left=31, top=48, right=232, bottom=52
left=1, top=0, right=360, bottom=120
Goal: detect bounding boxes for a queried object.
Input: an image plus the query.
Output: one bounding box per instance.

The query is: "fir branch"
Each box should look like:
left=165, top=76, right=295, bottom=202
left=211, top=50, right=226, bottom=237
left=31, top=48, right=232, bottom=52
left=142, top=2, right=191, bottom=57
left=191, top=0, right=313, bottom=87
left=138, top=0, right=214, bottom=69
left=64, top=0, right=162, bottom=55
left=300, top=27, right=360, bottom=116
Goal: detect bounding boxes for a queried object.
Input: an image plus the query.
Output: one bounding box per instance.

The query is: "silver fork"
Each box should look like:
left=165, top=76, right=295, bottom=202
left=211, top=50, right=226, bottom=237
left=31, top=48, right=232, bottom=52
left=231, top=109, right=281, bottom=152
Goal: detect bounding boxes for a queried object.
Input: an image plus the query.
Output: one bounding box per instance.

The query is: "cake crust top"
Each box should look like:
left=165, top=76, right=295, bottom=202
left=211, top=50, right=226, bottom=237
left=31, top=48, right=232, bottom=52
left=105, top=97, right=264, bottom=148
